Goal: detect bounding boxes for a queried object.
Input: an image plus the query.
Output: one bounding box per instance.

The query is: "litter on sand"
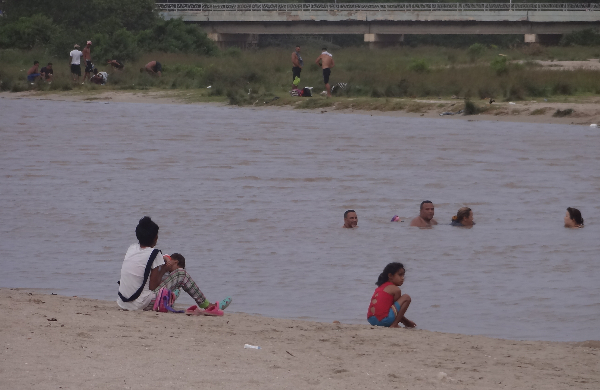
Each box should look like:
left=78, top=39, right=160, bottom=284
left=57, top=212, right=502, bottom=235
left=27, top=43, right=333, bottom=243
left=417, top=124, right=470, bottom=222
left=440, top=109, right=464, bottom=116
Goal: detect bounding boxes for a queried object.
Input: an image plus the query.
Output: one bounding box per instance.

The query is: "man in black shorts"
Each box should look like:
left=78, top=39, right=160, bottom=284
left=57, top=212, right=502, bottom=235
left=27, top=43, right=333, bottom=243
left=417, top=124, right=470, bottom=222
left=69, top=44, right=83, bottom=82
left=82, top=41, right=93, bottom=83
left=315, top=48, right=335, bottom=97
left=291, top=45, right=303, bottom=88
left=142, top=61, right=162, bottom=77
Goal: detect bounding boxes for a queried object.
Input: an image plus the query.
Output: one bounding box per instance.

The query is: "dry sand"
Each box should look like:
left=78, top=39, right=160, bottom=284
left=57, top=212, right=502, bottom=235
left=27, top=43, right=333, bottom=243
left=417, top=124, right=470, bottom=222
left=0, top=289, right=598, bottom=390
left=2, top=90, right=600, bottom=126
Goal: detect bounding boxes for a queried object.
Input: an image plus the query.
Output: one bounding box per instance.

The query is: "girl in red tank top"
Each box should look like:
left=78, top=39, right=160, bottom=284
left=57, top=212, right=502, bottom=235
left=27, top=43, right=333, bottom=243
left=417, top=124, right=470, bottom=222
left=367, top=262, right=416, bottom=328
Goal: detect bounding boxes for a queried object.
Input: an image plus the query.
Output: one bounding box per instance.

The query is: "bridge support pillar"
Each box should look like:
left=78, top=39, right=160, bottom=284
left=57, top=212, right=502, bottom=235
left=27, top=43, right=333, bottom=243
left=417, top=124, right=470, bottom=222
left=364, top=34, right=404, bottom=49
left=524, top=34, right=562, bottom=45
left=207, top=33, right=259, bottom=49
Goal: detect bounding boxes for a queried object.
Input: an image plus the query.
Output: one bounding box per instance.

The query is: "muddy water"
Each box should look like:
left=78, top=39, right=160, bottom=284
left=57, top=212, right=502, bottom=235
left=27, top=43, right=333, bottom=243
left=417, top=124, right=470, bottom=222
left=1, top=97, right=599, bottom=341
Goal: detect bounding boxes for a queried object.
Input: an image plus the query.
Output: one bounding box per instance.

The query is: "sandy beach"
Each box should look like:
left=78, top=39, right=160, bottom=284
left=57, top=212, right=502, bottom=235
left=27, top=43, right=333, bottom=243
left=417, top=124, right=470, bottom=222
left=2, top=90, right=599, bottom=126
left=0, top=289, right=598, bottom=390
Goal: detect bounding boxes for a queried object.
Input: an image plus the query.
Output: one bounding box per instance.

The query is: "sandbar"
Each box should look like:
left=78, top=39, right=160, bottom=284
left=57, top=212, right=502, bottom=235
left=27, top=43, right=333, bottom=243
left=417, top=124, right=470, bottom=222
left=0, top=289, right=598, bottom=390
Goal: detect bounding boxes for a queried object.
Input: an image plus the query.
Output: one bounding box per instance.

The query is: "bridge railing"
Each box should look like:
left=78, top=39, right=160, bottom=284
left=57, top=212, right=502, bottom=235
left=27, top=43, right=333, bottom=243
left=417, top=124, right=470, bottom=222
left=156, top=3, right=600, bottom=12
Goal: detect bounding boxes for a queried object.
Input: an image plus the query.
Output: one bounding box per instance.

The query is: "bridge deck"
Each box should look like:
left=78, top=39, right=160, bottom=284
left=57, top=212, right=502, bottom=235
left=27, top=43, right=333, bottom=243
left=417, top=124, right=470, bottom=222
left=158, top=3, right=600, bottom=13
left=157, top=3, right=600, bottom=35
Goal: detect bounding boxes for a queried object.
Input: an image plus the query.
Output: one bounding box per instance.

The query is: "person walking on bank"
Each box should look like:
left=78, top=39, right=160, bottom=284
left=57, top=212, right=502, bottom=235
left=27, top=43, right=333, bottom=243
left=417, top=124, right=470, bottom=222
left=291, top=45, right=303, bottom=88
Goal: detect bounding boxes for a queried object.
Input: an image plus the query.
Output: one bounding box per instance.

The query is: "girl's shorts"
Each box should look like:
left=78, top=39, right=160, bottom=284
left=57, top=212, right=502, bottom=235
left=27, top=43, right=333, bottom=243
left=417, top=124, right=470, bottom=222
left=367, top=302, right=401, bottom=327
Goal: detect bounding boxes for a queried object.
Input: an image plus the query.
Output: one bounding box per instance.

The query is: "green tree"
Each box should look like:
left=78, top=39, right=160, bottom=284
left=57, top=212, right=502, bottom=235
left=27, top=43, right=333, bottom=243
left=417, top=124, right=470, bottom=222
left=0, top=14, right=57, bottom=49
left=139, top=19, right=217, bottom=55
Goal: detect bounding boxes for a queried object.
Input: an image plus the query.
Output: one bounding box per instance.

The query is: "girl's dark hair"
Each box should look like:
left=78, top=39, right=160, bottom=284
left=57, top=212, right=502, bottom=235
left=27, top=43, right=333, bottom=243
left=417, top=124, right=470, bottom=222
left=376, top=262, right=405, bottom=286
left=135, top=216, right=159, bottom=247
left=170, top=253, right=185, bottom=269
left=567, top=207, right=584, bottom=226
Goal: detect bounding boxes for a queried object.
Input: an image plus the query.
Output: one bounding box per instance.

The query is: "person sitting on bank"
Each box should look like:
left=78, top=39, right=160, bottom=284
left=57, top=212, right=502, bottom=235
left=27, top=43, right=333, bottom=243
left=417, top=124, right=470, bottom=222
left=564, top=207, right=584, bottom=228
left=141, top=61, right=162, bottom=77
left=450, top=207, right=475, bottom=227
left=117, top=216, right=229, bottom=312
left=26, top=61, right=41, bottom=83
left=106, top=59, right=124, bottom=70
left=90, top=68, right=107, bottom=85
left=409, top=200, right=438, bottom=228
left=40, top=63, right=53, bottom=83
left=343, top=209, right=358, bottom=228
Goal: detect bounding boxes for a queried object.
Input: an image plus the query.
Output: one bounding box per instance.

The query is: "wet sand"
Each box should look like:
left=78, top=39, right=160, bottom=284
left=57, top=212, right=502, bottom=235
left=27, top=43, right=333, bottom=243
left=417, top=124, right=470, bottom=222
left=1, top=289, right=598, bottom=390
left=2, top=90, right=599, bottom=126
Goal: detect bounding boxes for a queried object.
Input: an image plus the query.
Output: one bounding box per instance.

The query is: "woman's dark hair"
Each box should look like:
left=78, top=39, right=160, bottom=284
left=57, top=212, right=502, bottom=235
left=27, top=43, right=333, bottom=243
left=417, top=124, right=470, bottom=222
left=376, top=262, right=405, bottom=286
left=135, top=216, right=159, bottom=247
left=170, top=253, right=185, bottom=269
left=567, top=207, right=584, bottom=226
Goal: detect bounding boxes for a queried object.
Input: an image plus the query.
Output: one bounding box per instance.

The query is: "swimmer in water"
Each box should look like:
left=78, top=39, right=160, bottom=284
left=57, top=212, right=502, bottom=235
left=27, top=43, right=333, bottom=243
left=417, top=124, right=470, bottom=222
left=343, top=210, right=358, bottom=228
left=450, top=207, right=475, bottom=227
left=367, top=262, right=416, bottom=329
left=564, top=207, right=584, bottom=228
left=409, top=201, right=438, bottom=228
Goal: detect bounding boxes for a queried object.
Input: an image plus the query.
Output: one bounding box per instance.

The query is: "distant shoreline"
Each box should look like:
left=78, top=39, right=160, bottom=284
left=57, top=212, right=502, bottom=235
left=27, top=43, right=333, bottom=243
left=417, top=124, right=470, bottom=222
left=2, top=90, right=598, bottom=126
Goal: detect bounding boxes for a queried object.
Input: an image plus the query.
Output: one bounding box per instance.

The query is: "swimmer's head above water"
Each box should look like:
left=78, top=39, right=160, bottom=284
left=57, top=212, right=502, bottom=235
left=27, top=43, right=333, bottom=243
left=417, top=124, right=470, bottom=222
left=419, top=201, right=435, bottom=221
left=343, top=209, right=358, bottom=228
left=451, top=207, right=474, bottom=227
left=409, top=201, right=438, bottom=227
left=564, top=207, right=584, bottom=228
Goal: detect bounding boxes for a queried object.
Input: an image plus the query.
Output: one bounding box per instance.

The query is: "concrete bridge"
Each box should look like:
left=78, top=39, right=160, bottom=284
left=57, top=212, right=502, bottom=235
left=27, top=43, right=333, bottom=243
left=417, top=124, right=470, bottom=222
left=157, top=3, right=600, bottom=47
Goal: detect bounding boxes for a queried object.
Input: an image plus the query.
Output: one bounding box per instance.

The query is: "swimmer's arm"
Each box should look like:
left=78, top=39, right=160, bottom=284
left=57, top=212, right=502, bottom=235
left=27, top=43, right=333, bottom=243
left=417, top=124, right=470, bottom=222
left=315, top=55, right=322, bottom=65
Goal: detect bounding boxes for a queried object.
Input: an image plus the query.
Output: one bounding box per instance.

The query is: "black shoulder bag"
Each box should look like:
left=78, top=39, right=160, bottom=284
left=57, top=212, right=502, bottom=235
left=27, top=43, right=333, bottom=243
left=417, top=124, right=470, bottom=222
left=118, top=249, right=161, bottom=302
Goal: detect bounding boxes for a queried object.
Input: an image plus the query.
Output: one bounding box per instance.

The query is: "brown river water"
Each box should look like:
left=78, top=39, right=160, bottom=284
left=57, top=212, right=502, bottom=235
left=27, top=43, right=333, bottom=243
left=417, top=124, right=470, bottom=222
left=1, top=97, right=599, bottom=341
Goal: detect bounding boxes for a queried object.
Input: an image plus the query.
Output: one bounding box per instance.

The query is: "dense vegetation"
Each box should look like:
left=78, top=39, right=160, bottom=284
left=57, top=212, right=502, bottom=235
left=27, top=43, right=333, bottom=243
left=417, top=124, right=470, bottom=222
left=0, top=0, right=217, bottom=60
left=2, top=0, right=600, bottom=107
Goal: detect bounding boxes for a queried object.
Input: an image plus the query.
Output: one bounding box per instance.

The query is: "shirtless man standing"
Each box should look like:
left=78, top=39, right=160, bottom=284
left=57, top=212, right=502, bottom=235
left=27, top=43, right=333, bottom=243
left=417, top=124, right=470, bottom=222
left=82, top=41, right=92, bottom=83
left=291, top=45, right=303, bottom=88
left=410, top=201, right=438, bottom=228
left=315, top=47, right=335, bottom=97
left=343, top=210, right=358, bottom=229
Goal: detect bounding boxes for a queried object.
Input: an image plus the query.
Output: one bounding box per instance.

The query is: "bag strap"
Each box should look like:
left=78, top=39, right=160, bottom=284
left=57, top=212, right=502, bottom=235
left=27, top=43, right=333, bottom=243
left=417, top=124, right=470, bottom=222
left=118, top=249, right=161, bottom=302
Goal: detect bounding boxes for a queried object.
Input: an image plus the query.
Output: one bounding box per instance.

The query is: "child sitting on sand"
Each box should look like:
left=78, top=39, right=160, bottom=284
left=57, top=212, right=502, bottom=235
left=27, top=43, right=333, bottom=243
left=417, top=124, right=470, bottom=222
left=367, top=262, right=416, bottom=328
left=117, top=216, right=231, bottom=314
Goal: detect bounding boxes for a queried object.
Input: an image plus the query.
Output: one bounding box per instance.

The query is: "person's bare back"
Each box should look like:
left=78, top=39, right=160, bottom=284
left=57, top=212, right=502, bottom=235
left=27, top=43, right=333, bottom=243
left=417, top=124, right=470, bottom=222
left=315, top=49, right=335, bottom=97
left=316, top=53, right=334, bottom=69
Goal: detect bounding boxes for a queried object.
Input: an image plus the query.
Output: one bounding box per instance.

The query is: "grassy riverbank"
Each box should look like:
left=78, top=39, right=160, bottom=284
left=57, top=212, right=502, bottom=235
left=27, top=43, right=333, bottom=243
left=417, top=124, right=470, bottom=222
left=2, top=45, right=600, bottom=111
